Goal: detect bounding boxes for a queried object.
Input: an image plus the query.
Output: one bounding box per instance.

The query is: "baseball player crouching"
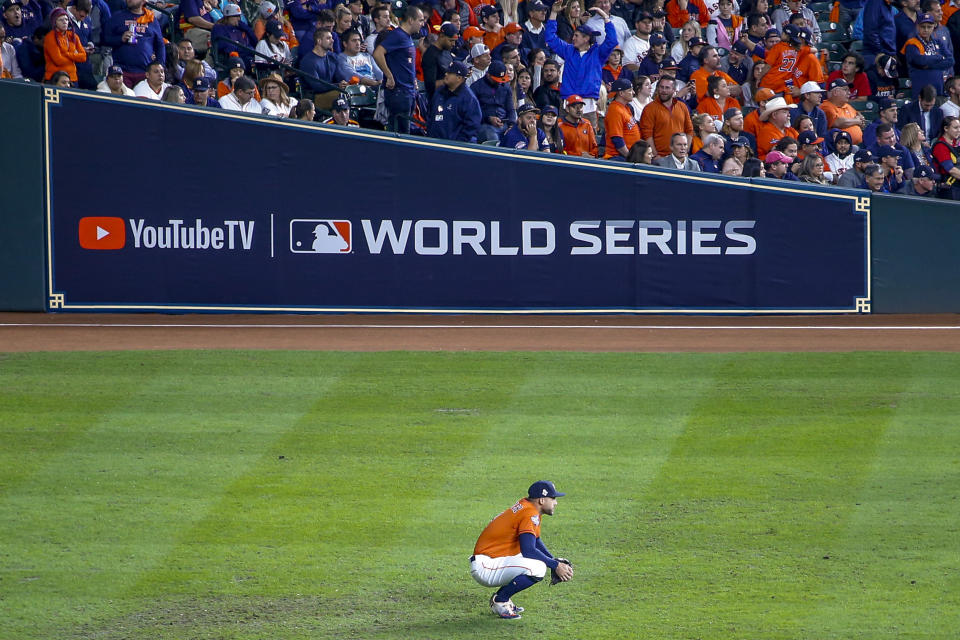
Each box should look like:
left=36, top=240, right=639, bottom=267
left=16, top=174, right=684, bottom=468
left=469, top=480, right=573, bottom=619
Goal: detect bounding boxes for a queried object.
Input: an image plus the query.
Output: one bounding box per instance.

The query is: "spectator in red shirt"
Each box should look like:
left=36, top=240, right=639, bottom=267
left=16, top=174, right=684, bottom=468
left=826, top=52, right=871, bottom=103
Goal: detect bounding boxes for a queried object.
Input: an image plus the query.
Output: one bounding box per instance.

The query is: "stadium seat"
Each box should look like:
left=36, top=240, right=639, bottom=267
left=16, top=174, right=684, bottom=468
left=807, top=1, right=833, bottom=13
left=824, top=41, right=847, bottom=60
left=899, top=77, right=912, bottom=90
left=848, top=39, right=864, bottom=52
left=856, top=100, right=878, bottom=121
left=481, top=139, right=499, bottom=146
left=820, top=30, right=850, bottom=43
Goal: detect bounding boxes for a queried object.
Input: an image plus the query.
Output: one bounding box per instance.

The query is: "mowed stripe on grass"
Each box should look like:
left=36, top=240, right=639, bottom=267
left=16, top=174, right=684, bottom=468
left=0, top=352, right=958, bottom=640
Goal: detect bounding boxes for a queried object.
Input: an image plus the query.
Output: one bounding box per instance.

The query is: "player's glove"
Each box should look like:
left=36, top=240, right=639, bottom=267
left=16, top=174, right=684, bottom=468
left=550, top=558, right=572, bottom=585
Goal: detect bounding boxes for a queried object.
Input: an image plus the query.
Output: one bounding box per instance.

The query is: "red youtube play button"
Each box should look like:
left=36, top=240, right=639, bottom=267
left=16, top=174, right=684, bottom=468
left=79, top=217, right=126, bottom=250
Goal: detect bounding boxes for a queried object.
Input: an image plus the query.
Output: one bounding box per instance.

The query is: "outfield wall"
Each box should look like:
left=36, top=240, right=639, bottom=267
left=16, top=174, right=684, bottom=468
left=0, top=79, right=954, bottom=313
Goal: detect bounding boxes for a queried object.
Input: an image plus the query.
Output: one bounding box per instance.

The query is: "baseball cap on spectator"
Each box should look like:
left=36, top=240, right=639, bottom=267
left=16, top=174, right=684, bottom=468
left=878, top=96, right=897, bottom=111
left=107, top=64, right=123, bottom=76
left=611, top=77, right=632, bottom=92
left=800, top=81, right=824, bottom=95
left=914, top=165, right=935, bottom=178
left=755, top=87, right=775, bottom=103
left=797, top=27, right=813, bottom=43
left=222, top=3, right=241, bottom=17
left=723, top=106, right=741, bottom=120
left=650, top=32, right=668, bottom=46
left=529, top=0, right=549, bottom=10
left=479, top=4, right=498, bottom=18
left=877, top=53, right=899, bottom=78
left=463, top=26, right=484, bottom=41
left=854, top=148, right=874, bottom=163
left=731, top=40, right=749, bottom=55
left=487, top=60, right=510, bottom=82
left=765, top=150, right=792, bottom=164
left=688, top=36, right=705, bottom=47
left=469, top=43, right=490, bottom=59
left=332, top=97, right=350, bottom=112
left=517, top=103, right=540, bottom=115
left=542, top=105, right=559, bottom=115
left=833, top=130, right=852, bottom=145
left=729, top=138, right=748, bottom=148
left=438, top=21, right=458, bottom=37
left=917, top=12, right=936, bottom=23
left=226, top=55, right=245, bottom=71
left=782, top=23, right=800, bottom=42
left=564, top=94, right=585, bottom=108
left=2, top=0, right=22, bottom=10
left=266, top=21, right=284, bottom=38
left=652, top=9, right=667, bottom=17
left=194, top=76, right=213, bottom=91
left=260, top=1, right=276, bottom=17
left=446, top=60, right=469, bottom=77
left=503, top=22, right=523, bottom=34
left=636, top=10, right=653, bottom=21
left=798, top=130, right=824, bottom=146
left=828, top=78, right=849, bottom=91
left=576, top=24, right=601, bottom=37
left=878, top=145, right=900, bottom=159
left=764, top=27, right=779, bottom=39
left=528, top=480, right=565, bottom=498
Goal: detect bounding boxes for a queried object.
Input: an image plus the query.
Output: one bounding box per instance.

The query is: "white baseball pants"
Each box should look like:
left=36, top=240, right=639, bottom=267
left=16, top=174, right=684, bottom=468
left=469, top=554, right=547, bottom=588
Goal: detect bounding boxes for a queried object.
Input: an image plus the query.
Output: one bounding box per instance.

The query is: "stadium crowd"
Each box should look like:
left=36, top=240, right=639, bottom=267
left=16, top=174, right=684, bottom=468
left=4, top=0, right=960, bottom=198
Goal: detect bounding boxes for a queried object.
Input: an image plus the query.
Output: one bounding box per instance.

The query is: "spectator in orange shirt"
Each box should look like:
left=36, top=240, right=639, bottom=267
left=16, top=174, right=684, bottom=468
left=638, top=74, right=694, bottom=158
left=697, top=75, right=740, bottom=120
left=479, top=5, right=504, bottom=49
left=743, top=87, right=775, bottom=139
left=755, top=95, right=799, bottom=157
left=760, top=23, right=820, bottom=102
left=820, top=77, right=866, bottom=144
left=689, top=45, right=741, bottom=102
left=43, top=7, right=86, bottom=84
left=604, top=77, right=641, bottom=158
left=666, top=0, right=711, bottom=29
left=558, top=94, right=599, bottom=156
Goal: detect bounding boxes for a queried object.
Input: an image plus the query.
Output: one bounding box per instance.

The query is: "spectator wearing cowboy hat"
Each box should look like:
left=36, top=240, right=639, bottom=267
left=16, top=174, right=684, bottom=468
left=260, top=73, right=294, bottom=117
left=427, top=59, right=482, bottom=143
left=321, top=96, right=360, bottom=126
left=838, top=148, right=876, bottom=188
left=501, top=103, right=549, bottom=150
left=821, top=78, right=866, bottom=145
left=473, top=59, right=516, bottom=142
left=604, top=76, right=641, bottom=159
left=558, top=94, right=599, bottom=156
left=755, top=95, right=798, bottom=158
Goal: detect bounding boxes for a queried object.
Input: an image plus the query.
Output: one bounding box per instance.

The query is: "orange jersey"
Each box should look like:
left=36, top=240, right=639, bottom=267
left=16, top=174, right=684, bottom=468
left=604, top=100, right=642, bottom=158
left=756, top=122, right=798, bottom=158
left=743, top=108, right=761, bottom=139
left=474, top=498, right=542, bottom=558
left=761, top=42, right=804, bottom=96
left=639, top=98, right=694, bottom=157
left=821, top=100, right=863, bottom=145
left=559, top=117, right=599, bottom=157
left=690, top=68, right=737, bottom=102
left=696, top=95, right=740, bottom=120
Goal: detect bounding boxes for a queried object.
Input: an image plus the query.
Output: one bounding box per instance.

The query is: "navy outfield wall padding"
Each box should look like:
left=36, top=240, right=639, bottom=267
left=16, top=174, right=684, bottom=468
left=44, top=89, right=871, bottom=313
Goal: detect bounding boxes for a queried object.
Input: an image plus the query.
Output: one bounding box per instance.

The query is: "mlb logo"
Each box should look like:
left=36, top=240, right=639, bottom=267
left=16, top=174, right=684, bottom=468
left=290, top=219, right=351, bottom=254
left=78, top=216, right=126, bottom=250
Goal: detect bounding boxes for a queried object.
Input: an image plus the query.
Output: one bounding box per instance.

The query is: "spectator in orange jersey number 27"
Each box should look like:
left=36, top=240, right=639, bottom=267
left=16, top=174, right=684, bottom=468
left=470, top=480, right=573, bottom=620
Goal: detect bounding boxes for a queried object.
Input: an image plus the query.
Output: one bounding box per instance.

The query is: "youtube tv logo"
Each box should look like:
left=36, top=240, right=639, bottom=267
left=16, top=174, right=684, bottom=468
left=79, top=217, right=126, bottom=250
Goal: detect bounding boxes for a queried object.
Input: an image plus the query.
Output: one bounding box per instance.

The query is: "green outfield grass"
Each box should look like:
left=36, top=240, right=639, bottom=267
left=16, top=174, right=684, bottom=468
left=1, top=351, right=958, bottom=639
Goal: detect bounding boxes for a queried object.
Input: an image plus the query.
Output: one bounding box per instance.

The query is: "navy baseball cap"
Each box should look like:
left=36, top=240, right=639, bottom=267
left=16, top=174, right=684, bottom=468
left=798, top=130, right=823, bottom=146
left=914, top=165, right=935, bottom=178
left=332, top=97, right=349, bottom=111
left=542, top=105, right=559, bottom=115
left=576, top=24, right=601, bottom=37
left=828, top=77, right=848, bottom=91
left=878, top=145, right=900, bottom=158
left=636, top=10, right=653, bottom=21
left=528, top=480, right=565, bottom=498
left=480, top=4, right=498, bottom=18
left=193, top=76, right=213, bottom=90
left=731, top=40, right=749, bottom=55
left=529, top=0, right=549, bottom=10
left=446, top=60, right=469, bottom=77
left=517, top=103, right=540, bottom=115
left=2, top=0, right=22, bottom=10
left=650, top=32, right=667, bottom=46
left=854, top=148, right=874, bottom=162
left=438, top=21, right=458, bottom=37
left=611, top=77, right=632, bottom=92
left=878, top=96, right=897, bottom=111
left=688, top=36, right=705, bottom=47
left=107, top=64, right=123, bottom=76
left=833, top=130, right=852, bottom=144
left=917, top=12, right=936, bottom=24
left=764, top=27, right=779, bottom=39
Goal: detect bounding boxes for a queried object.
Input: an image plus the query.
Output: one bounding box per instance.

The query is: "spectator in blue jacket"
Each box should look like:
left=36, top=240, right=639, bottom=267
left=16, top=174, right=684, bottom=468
left=427, top=60, right=483, bottom=143
left=286, top=0, right=330, bottom=44
left=521, top=1, right=552, bottom=57
left=2, top=0, right=43, bottom=43
left=501, top=103, right=550, bottom=150
left=212, top=3, right=258, bottom=69
left=472, top=59, right=516, bottom=142
left=67, top=0, right=97, bottom=89
left=103, top=0, right=166, bottom=87
left=894, top=0, right=920, bottom=55
left=15, top=24, right=46, bottom=81
left=903, top=12, right=954, bottom=97
left=545, top=2, right=618, bottom=128
left=861, top=0, right=896, bottom=66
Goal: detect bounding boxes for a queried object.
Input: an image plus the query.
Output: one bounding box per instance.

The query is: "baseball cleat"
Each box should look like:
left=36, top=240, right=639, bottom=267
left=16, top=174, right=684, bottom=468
left=490, top=595, right=521, bottom=619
